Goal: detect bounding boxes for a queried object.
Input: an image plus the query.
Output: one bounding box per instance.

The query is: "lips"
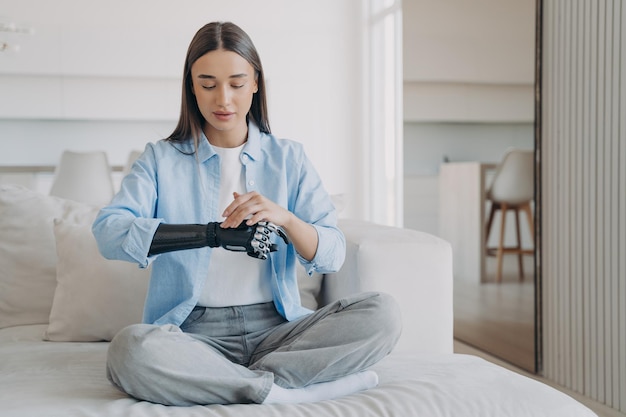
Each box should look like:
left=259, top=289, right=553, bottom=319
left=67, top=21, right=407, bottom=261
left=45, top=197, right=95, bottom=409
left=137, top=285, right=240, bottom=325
left=213, top=111, right=235, bottom=121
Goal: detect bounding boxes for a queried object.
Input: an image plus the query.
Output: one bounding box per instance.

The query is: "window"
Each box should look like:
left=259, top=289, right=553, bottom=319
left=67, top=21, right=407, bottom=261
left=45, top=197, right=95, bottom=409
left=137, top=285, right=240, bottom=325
left=365, top=0, right=403, bottom=226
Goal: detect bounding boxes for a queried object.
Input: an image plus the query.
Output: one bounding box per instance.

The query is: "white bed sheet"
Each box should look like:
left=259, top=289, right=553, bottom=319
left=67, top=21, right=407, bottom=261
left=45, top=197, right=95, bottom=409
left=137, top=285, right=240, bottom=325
left=0, top=325, right=596, bottom=417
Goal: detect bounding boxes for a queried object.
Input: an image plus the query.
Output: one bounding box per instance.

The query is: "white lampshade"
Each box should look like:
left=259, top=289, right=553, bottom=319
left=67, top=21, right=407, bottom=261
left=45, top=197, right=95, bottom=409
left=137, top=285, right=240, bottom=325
left=49, top=151, right=115, bottom=206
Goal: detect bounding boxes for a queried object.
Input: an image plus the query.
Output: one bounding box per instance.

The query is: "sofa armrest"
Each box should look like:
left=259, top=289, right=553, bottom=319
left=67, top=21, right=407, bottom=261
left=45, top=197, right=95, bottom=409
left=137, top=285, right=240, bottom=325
left=320, top=219, right=453, bottom=355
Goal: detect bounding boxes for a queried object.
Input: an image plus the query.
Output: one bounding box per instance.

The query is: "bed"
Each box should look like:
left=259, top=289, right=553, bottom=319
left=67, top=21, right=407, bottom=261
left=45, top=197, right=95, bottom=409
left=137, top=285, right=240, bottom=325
left=0, top=184, right=596, bottom=416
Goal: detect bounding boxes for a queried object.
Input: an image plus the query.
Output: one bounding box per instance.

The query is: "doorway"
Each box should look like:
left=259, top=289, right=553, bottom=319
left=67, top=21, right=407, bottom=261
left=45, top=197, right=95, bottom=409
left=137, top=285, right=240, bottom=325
left=402, top=0, right=539, bottom=372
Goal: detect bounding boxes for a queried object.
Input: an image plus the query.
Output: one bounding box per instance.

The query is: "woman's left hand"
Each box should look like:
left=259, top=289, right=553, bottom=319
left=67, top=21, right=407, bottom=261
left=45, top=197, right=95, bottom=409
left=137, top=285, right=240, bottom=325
left=220, top=191, right=291, bottom=229
left=220, top=191, right=319, bottom=261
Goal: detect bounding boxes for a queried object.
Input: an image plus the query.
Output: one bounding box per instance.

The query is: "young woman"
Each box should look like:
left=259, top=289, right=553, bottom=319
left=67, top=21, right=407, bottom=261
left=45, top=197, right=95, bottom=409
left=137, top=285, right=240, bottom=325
left=92, top=21, right=401, bottom=406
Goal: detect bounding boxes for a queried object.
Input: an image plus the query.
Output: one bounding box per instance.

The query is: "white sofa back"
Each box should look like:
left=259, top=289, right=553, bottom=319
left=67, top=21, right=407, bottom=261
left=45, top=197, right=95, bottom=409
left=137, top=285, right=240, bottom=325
left=325, top=219, right=454, bottom=355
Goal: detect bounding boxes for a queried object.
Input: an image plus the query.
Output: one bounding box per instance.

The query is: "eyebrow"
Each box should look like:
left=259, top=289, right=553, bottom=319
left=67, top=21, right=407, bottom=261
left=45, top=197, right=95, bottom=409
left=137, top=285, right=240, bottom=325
left=196, top=73, right=249, bottom=80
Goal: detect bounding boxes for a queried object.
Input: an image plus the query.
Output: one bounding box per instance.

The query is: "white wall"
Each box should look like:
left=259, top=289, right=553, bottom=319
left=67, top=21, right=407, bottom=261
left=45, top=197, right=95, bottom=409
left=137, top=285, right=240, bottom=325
left=404, top=122, right=534, bottom=176
left=402, top=0, right=535, bottom=123
left=0, top=0, right=366, bottom=218
left=403, top=0, right=535, bottom=84
left=402, top=0, right=535, bottom=124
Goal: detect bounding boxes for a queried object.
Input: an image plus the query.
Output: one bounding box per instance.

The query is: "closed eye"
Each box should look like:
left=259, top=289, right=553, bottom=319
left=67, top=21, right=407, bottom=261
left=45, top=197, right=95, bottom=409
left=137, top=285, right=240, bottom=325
left=200, top=84, right=245, bottom=90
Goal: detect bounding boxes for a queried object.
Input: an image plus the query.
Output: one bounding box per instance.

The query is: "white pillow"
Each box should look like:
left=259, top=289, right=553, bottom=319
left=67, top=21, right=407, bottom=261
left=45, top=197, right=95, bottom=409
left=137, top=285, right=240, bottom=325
left=45, top=219, right=150, bottom=342
left=0, top=185, right=97, bottom=329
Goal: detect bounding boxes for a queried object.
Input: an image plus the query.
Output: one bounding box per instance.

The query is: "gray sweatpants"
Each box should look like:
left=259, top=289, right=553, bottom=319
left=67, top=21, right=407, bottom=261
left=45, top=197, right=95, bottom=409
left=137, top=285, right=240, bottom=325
left=106, top=291, right=402, bottom=406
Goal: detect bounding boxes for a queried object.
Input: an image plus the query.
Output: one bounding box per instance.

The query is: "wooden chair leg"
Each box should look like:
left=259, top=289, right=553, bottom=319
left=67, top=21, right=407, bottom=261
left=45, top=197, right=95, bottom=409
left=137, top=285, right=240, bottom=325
left=496, top=203, right=507, bottom=283
left=522, top=202, right=535, bottom=243
left=514, top=208, right=524, bottom=281
left=485, top=202, right=498, bottom=241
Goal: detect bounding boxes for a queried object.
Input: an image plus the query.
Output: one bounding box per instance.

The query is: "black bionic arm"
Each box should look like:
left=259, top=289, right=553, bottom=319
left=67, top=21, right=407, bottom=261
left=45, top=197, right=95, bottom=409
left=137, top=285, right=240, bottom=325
left=148, top=221, right=287, bottom=260
left=148, top=223, right=209, bottom=256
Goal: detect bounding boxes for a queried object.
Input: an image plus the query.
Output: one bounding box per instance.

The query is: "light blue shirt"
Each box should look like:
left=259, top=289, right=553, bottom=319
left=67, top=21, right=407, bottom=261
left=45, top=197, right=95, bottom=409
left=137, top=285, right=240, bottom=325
left=92, top=122, right=345, bottom=325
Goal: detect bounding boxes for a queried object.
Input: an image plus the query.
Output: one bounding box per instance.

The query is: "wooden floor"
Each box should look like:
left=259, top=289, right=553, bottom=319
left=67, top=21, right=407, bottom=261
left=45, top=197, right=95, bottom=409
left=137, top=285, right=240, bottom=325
left=453, top=254, right=536, bottom=372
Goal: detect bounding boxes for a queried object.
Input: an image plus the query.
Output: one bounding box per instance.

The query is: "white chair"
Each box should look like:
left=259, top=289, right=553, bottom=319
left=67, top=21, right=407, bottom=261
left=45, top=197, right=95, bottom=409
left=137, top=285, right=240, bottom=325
left=49, top=151, right=114, bottom=206
left=485, top=149, right=535, bottom=283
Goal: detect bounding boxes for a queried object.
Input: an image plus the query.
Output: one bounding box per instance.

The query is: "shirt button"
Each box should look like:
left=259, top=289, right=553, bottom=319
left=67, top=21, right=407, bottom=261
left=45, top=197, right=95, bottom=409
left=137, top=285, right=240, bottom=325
left=248, top=180, right=255, bottom=186
left=242, top=155, right=249, bottom=161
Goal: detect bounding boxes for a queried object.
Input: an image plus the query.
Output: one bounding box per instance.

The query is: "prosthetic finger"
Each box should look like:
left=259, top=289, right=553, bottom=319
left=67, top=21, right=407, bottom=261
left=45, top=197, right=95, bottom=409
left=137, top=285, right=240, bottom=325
left=258, top=221, right=290, bottom=245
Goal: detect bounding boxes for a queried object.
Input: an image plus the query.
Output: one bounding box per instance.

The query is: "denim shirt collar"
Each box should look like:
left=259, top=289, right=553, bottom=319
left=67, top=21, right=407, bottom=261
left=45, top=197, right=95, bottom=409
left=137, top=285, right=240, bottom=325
left=242, top=121, right=262, bottom=161
left=193, top=120, right=263, bottom=164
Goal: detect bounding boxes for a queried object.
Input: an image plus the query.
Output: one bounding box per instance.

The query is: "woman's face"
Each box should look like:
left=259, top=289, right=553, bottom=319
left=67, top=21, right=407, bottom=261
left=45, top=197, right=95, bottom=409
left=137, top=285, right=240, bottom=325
left=191, top=48, right=258, bottom=145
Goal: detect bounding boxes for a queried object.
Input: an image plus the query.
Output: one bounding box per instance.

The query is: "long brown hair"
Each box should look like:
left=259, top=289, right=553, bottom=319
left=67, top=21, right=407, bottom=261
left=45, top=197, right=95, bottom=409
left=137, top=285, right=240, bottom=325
left=166, top=22, right=270, bottom=146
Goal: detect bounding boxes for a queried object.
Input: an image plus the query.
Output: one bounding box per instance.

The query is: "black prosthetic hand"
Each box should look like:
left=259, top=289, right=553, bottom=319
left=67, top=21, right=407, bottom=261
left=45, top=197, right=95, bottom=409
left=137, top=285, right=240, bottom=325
left=207, top=221, right=278, bottom=258
left=148, top=221, right=289, bottom=260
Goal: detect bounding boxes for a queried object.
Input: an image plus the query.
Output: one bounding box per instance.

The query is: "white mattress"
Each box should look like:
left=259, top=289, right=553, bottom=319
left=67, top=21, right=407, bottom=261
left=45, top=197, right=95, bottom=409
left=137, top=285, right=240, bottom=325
left=0, top=325, right=596, bottom=417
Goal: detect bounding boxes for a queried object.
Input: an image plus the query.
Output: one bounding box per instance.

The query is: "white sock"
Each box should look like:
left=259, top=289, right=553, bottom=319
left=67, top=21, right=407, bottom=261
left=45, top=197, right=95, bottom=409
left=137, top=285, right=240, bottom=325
left=263, top=370, right=379, bottom=404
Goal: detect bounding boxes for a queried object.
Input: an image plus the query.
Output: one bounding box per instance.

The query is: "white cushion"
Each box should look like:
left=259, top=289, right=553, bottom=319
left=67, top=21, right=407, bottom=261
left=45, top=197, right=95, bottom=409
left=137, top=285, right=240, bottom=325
left=44, top=219, right=150, bottom=342
left=0, top=185, right=97, bottom=329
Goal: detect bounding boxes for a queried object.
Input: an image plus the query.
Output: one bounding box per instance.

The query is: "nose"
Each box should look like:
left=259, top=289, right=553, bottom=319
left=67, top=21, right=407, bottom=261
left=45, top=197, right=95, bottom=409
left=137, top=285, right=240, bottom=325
left=216, top=84, right=231, bottom=107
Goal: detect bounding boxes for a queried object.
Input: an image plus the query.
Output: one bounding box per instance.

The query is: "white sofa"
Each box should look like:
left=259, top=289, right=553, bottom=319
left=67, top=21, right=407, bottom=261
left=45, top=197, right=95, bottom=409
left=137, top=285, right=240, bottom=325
left=0, top=184, right=596, bottom=417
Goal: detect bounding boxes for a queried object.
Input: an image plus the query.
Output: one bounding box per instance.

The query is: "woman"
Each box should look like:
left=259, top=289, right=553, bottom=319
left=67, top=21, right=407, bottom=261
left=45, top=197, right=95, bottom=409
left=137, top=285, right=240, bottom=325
left=92, top=21, right=401, bottom=406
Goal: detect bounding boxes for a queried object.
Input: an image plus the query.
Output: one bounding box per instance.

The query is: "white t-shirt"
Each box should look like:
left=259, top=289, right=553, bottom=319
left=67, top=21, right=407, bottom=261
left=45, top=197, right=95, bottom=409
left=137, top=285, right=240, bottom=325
left=196, top=144, right=273, bottom=307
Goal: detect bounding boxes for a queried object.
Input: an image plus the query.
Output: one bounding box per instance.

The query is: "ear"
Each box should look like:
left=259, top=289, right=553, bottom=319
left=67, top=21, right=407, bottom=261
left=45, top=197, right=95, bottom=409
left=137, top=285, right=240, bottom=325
left=253, top=74, right=259, bottom=93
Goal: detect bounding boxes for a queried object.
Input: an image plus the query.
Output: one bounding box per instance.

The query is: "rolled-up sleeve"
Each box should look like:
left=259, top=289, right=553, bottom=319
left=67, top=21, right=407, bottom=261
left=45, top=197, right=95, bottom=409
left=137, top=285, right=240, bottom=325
left=300, top=223, right=345, bottom=274
left=92, top=144, right=163, bottom=267
left=292, top=149, right=346, bottom=275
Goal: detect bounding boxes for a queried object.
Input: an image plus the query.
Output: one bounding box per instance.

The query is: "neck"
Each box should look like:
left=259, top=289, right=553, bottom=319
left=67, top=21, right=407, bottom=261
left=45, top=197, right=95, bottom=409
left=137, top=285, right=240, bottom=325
left=204, top=123, right=248, bottom=148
